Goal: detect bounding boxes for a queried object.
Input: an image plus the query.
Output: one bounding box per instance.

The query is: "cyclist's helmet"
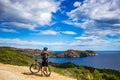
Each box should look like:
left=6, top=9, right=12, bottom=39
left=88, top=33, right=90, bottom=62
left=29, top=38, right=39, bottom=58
left=43, top=47, right=48, bottom=51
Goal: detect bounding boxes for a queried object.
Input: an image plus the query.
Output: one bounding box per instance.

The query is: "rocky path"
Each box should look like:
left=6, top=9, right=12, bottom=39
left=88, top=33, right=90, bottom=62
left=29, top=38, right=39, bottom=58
left=0, top=63, right=76, bottom=80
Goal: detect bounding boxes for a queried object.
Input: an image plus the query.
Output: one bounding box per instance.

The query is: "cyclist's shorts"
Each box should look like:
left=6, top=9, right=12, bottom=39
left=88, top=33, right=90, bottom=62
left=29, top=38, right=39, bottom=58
left=42, top=61, right=48, bottom=67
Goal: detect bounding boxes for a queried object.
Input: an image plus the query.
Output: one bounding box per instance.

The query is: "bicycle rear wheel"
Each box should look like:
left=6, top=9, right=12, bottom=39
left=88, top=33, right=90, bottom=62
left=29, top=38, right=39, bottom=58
left=43, top=66, right=51, bottom=76
left=29, top=64, right=40, bottom=74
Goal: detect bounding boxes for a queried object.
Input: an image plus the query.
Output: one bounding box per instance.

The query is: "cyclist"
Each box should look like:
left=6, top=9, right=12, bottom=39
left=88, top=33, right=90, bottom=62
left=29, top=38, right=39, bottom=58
left=41, top=47, right=49, bottom=76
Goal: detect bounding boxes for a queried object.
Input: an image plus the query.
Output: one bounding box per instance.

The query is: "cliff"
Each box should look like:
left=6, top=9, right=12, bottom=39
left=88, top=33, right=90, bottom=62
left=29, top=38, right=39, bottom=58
left=55, top=49, right=96, bottom=58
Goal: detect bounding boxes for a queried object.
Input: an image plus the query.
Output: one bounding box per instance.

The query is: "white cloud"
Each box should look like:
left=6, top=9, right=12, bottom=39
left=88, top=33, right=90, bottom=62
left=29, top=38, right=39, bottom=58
left=73, top=1, right=81, bottom=7
left=40, top=30, right=59, bottom=35
left=85, top=28, right=120, bottom=36
left=1, top=22, right=37, bottom=30
left=112, top=23, right=120, bottom=27
left=75, top=35, right=98, bottom=40
left=0, top=28, right=18, bottom=33
left=66, top=0, right=120, bottom=39
left=0, top=37, right=119, bottom=50
left=63, top=20, right=96, bottom=29
left=0, top=0, right=60, bottom=29
left=68, top=0, right=120, bottom=21
left=71, top=35, right=120, bottom=48
left=36, top=30, right=76, bottom=35
left=0, top=38, right=64, bottom=46
left=73, top=35, right=101, bottom=46
left=62, top=31, right=76, bottom=35
left=79, top=20, right=95, bottom=29
left=63, top=20, right=81, bottom=27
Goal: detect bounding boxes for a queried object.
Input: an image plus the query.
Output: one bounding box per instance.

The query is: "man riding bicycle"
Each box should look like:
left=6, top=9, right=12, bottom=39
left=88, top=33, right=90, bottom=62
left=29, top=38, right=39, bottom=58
left=41, top=47, right=49, bottom=76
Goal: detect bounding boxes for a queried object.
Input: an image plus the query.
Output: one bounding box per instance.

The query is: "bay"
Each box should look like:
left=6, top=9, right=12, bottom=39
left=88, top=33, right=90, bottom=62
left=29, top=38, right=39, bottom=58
left=49, top=51, right=120, bottom=71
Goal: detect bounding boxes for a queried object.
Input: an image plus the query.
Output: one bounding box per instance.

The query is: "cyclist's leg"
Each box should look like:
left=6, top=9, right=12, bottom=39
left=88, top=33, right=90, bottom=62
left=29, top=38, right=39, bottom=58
left=41, top=61, right=45, bottom=76
left=41, top=66, right=44, bottom=75
left=46, top=67, right=49, bottom=74
left=45, top=61, right=49, bottom=75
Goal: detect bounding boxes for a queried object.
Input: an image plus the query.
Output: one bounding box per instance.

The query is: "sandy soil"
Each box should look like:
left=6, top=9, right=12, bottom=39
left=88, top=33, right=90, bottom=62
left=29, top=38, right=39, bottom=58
left=0, top=63, right=76, bottom=80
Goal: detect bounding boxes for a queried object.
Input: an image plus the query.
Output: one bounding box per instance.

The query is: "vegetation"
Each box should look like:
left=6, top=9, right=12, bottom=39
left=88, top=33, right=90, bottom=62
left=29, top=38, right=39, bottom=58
left=50, top=62, right=120, bottom=80
left=0, top=47, right=33, bottom=66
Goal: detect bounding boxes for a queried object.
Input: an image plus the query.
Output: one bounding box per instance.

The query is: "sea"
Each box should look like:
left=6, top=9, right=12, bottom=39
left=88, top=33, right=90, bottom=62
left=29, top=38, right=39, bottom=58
left=48, top=51, right=120, bottom=71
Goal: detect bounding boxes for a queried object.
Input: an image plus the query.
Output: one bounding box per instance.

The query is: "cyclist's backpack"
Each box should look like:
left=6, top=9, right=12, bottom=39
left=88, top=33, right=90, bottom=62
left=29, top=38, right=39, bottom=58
left=41, top=52, right=48, bottom=60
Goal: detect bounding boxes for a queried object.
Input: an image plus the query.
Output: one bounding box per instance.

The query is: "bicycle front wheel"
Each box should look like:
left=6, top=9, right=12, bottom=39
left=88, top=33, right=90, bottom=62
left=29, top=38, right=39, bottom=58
left=29, top=64, right=40, bottom=74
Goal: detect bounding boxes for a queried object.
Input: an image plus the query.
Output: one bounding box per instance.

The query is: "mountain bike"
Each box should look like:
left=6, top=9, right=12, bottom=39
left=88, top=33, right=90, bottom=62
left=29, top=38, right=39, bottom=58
left=29, top=56, right=51, bottom=76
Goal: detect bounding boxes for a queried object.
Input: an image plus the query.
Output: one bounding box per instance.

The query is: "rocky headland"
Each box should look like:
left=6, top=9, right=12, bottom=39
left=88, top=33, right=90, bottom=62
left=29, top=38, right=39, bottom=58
left=53, top=49, right=96, bottom=58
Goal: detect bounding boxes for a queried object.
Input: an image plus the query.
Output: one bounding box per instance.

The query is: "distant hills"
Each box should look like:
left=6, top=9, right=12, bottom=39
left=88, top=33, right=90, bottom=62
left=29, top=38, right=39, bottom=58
left=0, top=46, right=96, bottom=58
left=54, top=49, right=96, bottom=58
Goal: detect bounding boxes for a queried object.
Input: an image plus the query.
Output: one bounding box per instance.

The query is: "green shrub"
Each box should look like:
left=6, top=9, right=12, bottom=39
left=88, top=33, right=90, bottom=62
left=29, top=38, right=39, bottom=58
left=50, top=62, right=120, bottom=80
left=0, top=47, right=33, bottom=66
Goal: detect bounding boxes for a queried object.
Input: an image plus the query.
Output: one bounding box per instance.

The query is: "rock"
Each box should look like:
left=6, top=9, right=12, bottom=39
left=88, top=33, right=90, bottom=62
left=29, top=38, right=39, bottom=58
left=54, top=49, right=96, bottom=58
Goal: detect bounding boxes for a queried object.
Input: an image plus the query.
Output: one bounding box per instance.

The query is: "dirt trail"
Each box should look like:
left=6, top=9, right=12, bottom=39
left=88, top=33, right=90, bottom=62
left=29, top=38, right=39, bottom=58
left=0, top=63, right=76, bottom=80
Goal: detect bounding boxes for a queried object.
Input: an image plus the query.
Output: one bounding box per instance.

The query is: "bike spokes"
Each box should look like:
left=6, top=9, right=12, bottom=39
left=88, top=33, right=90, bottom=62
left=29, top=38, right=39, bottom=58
left=30, top=64, right=40, bottom=73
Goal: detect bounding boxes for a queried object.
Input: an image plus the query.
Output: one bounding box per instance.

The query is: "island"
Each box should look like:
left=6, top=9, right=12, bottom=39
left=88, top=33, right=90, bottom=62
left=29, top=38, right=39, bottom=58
left=53, top=49, right=96, bottom=58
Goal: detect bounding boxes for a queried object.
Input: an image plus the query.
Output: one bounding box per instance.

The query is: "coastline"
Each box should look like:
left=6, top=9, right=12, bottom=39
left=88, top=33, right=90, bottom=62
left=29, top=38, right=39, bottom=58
left=48, top=51, right=120, bottom=71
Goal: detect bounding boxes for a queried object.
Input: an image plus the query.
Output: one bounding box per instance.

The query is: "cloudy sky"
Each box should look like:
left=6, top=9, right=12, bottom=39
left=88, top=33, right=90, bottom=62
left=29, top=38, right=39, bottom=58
left=0, top=0, right=120, bottom=51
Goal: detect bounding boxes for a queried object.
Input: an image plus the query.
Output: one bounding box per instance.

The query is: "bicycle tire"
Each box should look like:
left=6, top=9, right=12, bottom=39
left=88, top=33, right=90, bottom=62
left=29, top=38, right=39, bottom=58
left=29, top=64, right=40, bottom=74
left=43, top=66, right=51, bottom=76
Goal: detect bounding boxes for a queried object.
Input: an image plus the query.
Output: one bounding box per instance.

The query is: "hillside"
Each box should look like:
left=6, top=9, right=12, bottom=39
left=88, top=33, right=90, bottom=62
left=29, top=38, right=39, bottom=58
left=0, top=47, right=33, bottom=66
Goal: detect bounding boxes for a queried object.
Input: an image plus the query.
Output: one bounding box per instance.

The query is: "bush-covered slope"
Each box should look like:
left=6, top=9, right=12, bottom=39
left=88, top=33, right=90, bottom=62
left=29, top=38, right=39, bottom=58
left=50, top=62, right=120, bottom=80
left=0, top=47, right=33, bottom=66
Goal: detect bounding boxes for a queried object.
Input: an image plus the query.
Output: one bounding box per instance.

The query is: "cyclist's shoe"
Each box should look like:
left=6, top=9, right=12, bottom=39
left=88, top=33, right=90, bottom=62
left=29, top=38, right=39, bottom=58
left=46, top=74, right=50, bottom=77
left=40, top=74, right=43, bottom=77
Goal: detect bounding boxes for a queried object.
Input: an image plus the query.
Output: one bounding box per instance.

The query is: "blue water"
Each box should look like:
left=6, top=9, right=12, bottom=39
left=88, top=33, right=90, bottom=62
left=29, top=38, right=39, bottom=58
left=49, top=51, right=120, bottom=71
left=53, top=51, right=64, bottom=54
